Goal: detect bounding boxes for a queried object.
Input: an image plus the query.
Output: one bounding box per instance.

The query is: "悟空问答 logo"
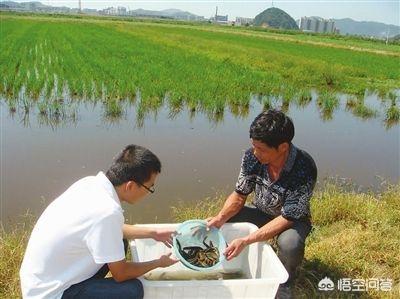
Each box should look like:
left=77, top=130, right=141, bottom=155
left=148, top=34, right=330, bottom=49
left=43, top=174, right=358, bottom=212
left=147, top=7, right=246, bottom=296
left=318, top=277, right=335, bottom=291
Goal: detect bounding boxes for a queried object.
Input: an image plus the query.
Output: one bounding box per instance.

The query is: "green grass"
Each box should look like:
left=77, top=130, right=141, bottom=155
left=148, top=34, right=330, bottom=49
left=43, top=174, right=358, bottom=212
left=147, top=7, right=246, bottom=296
left=0, top=214, right=34, bottom=299
left=172, top=182, right=400, bottom=298
left=1, top=13, right=399, bottom=124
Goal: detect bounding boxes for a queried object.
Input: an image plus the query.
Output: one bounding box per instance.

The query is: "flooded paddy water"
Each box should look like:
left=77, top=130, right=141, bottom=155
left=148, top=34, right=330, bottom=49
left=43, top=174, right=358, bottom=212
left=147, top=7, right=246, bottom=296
left=1, top=90, right=399, bottom=226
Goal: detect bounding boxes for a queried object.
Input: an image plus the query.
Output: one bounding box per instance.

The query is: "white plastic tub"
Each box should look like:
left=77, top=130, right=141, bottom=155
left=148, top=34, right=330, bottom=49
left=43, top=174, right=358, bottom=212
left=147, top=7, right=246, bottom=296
left=130, top=222, right=288, bottom=299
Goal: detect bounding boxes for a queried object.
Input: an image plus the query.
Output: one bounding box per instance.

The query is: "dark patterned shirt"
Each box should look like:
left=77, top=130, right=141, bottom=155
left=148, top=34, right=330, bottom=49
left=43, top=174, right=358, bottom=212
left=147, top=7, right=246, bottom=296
left=235, top=144, right=317, bottom=221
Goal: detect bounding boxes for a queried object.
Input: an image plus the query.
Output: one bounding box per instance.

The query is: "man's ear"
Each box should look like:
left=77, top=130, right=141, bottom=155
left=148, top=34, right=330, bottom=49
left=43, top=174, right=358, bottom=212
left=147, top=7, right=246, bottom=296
left=278, top=142, right=290, bottom=153
left=125, top=181, right=136, bottom=192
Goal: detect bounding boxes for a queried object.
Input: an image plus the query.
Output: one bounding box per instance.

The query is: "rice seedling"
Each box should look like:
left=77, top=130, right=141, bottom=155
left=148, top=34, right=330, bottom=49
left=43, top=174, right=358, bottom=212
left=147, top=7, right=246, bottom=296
left=103, top=98, right=124, bottom=119
left=387, top=91, right=398, bottom=102
left=295, top=89, right=313, bottom=108
left=316, top=91, right=340, bottom=121
left=228, top=97, right=250, bottom=119
left=382, top=91, right=399, bottom=128
left=48, top=98, right=64, bottom=118
left=385, top=101, right=400, bottom=124
left=261, top=96, right=273, bottom=111
left=6, top=97, right=17, bottom=114
left=346, top=96, right=378, bottom=119
left=18, top=86, right=31, bottom=114
left=37, top=99, right=48, bottom=116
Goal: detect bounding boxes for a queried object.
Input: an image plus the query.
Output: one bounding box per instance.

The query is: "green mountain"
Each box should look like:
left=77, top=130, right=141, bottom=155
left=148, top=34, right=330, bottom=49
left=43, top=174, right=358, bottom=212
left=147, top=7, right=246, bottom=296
left=333, top=18, right=400, bottom=39
left=254, top=7, right=298, bottom=30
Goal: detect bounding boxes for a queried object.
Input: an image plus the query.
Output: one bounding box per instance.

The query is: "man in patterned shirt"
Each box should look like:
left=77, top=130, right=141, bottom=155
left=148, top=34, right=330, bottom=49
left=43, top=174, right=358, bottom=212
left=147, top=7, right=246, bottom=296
left=207, top=109, right=317, bottom=299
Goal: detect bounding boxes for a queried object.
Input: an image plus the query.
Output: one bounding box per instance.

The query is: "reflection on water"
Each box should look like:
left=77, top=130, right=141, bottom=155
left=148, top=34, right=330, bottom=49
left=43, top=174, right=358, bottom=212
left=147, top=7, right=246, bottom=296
left=2, top=88, right=399, bottom=129
left=1, top=90, right=399, bottom=226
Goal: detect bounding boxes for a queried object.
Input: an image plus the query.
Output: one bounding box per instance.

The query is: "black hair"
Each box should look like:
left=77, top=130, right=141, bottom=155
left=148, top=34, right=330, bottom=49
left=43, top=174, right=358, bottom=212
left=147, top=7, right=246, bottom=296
left=249, top=109, right=295, bottom=149
left=106, top=145, right=161, bottom=186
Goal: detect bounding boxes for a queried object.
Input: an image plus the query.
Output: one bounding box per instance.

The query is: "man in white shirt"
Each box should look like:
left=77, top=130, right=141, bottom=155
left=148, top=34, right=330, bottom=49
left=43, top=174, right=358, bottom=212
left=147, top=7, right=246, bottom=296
left=20, top=144, right=178, bottom=299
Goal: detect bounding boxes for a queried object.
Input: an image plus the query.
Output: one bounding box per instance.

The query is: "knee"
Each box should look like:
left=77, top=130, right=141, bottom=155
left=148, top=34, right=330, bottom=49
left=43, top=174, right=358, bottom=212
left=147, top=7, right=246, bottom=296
left=123, top=279, right=144, bottom=299
left=277, top=235, right=305, bottom=271
left=277, top=233, right=305, bottom=256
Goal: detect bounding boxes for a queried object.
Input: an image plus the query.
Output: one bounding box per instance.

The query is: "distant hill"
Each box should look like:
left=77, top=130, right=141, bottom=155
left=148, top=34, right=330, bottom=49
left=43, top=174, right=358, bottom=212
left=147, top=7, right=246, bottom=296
left=0, top=1, right=76, bottom=13
left=0, top=2, right=205, bottom=20
left=1, top=1, right=48, bottom=9
left=254, top=7, right=298, bottom=30
left=130, top=8, right=204, bottom=20
left=333, top=18, right=399, bottom=38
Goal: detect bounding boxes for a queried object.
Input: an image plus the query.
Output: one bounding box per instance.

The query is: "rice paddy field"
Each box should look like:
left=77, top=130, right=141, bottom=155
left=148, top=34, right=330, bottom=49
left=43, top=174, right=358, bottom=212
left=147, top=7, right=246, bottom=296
left=1, top=11, right=400, bottom=299
left=1, top=12, right=399, bottom=124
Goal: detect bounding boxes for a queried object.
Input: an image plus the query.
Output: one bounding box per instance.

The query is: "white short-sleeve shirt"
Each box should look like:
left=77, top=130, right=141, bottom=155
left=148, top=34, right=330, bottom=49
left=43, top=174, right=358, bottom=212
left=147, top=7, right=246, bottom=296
left=20, top=172, right=126, bottom=299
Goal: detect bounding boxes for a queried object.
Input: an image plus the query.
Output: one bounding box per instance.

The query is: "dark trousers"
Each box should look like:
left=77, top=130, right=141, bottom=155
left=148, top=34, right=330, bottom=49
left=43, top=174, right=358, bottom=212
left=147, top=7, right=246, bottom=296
left=227, top=205, right=312, bottom=298
left=62, top=239, right=144, bottom=299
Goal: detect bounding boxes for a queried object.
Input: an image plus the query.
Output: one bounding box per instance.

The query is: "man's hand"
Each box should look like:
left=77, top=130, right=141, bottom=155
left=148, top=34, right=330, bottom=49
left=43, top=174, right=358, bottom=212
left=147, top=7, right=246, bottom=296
left=152, top=228, right=175, bottom=248
left=188, top=216, right=225, bottom=240
left=224, top=238, right=248, bottom=261
left=206, top=215, right=225, bottom=229
left=108, top=253, right=179, bottom=282
left=158, top=252, right=179, bottom=268
left=206, top=191, right=247, bottom=229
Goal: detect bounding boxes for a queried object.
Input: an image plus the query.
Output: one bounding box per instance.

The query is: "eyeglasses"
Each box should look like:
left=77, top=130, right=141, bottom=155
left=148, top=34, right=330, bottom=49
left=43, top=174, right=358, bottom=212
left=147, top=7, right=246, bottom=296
left=137, top=182, right=155, bottom=194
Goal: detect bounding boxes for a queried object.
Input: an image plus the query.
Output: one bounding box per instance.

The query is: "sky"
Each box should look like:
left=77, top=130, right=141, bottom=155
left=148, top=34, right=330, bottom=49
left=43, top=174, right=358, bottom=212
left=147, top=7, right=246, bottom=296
left=14, top=0, right=400, bottom=25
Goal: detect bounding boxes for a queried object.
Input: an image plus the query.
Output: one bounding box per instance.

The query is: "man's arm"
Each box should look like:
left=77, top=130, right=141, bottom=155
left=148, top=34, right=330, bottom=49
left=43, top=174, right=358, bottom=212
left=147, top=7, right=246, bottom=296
left=123, top=225, right=174, bottom=247
left=207, top=191, right=247, bottom=228
left=108, top=254, right=178, bottom=282
left=244, top=215, right=293, bottom=244
left=224, top=215, right=293, bottom=260
left=123, top=225, right=157, bottom=239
